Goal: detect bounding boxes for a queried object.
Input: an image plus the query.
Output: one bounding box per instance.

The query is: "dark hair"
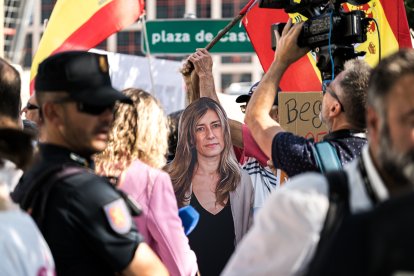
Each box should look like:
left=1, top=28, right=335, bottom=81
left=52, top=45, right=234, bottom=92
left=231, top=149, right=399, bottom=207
left=338, top=59, right=371, bottom=131
left=0, top=58, right=21, bottom=121
left=368, top=49, right=414, bottom=115
left=167, top=109, right=184, bottom=163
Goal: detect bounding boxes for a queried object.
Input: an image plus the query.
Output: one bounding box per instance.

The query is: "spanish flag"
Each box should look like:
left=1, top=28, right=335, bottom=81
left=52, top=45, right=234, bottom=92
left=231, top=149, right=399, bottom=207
left=243, top=0, right=412, bottom=91
left=30, top=0, right=144, bottom=92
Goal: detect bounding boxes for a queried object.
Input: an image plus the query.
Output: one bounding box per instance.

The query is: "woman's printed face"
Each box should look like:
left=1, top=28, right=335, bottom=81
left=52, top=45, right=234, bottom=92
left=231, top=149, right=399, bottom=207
left=194, top=109, right=224, bottom=158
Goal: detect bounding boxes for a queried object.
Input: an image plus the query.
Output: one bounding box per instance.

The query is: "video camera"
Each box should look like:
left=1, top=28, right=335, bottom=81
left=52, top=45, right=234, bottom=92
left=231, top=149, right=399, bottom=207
left=262, top=0, right=371, bottom=82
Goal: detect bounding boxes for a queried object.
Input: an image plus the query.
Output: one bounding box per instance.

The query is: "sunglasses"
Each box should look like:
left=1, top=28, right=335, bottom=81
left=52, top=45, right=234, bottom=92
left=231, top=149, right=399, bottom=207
left=322, top=81, right=345, bottom=112
left=240, top=104, right=247, bottom=114
left=53, top=98, right=115, bottom=116
left=26, top=102, right=39, bottom=110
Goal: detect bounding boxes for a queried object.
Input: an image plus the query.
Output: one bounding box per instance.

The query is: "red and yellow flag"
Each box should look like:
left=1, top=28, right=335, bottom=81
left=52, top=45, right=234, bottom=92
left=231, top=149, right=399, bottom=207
left=243, top=0, right=412, bottom=91
left=30, top=0, right=145, bottom=93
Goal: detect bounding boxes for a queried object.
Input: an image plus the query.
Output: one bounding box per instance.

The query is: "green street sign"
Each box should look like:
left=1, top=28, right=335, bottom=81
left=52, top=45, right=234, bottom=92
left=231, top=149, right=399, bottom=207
left=142, top=19, right=254, bottom=55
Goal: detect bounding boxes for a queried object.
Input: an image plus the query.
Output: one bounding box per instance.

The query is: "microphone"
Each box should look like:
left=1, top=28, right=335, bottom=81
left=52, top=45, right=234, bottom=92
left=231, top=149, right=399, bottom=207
left=178, top=205, right=200, bottom=236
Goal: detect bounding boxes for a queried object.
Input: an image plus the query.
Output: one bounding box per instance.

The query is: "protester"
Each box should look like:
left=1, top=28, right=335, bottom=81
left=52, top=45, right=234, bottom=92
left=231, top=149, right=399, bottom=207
left=21, top=94, right=42, bottom=140
left=183, top=48, right=286, bottom=214
left=95, top=88, right=198, bottom=276
left=12, top=51, right=168, bottom=276
left=0, top=57, right=55, bottom=275
left=222, top=48, right=414, bottom=276
left=244, top=19, right=371, bottom=177
left=164, top=97, right=253, bottom=276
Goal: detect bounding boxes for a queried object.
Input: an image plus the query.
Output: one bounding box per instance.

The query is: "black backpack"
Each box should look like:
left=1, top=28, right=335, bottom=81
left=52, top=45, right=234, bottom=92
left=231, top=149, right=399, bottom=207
left=306, top=171, right=414, bottom=276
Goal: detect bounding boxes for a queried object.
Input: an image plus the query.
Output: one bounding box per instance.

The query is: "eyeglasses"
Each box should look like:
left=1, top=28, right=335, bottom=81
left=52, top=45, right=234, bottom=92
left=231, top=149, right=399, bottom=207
left=52, top=98, right=115, bottom=116
left=26, top=102, right=39, bottom=110
left=322, top=81, right=345, bottom=112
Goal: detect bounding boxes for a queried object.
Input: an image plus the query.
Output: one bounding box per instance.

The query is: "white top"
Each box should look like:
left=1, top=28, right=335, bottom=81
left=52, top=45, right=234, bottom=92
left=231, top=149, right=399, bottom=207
left=0, top=209, right=55, bottom=276
left=242, top=157, right=279, bottom=215
left=221, top=146, right=388, bottom=276
left=0, top=159, right=23, bottom=194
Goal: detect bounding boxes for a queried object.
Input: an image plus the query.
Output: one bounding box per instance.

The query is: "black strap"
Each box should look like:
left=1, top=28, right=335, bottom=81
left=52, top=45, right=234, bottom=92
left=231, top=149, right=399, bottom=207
left=21, top=164, right=86, bottom=229
left=306, top=170, right=349, bottom=276
left=358, top=157, right=380, bottom=206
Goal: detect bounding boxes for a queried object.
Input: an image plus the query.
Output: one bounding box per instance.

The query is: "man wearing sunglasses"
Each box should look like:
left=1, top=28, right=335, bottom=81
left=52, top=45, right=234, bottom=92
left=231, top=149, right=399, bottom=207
left=21, top=95, right=41, bottom=125
left=244, top=19, right=371, bottom=178
left=12, top=51, right=168, bottom=276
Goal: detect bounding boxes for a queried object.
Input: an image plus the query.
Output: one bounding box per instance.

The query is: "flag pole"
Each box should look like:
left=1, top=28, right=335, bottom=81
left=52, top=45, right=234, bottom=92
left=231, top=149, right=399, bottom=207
left=205, top=0, right=257, bottom=51
left=141, top=13, right=156, bottom=95
left=182, top=0, right=257, bottom=76
left=181, top=0, right=257, bottom=102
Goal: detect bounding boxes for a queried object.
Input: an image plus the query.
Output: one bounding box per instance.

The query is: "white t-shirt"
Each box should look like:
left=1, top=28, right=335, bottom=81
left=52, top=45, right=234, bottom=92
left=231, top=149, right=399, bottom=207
left=0, top=209, right=55, bottom=276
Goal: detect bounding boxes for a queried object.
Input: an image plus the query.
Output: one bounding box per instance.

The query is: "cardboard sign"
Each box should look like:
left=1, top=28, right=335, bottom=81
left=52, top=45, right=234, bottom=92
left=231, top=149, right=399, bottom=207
left=279, top=92, right=328, bottom=142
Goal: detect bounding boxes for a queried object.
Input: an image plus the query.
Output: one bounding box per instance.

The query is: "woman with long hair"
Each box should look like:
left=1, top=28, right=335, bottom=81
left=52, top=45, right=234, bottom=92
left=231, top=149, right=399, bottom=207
left=95, top=88, right=198, bottom=276
left=164, top=97, right=254, bottom=276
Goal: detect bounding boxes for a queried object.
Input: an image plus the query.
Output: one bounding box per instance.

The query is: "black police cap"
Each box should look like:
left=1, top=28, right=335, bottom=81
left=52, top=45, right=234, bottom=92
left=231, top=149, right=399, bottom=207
left=35, top=51, right=132, bottom=106
left=235, top=81, right=279, bottom=106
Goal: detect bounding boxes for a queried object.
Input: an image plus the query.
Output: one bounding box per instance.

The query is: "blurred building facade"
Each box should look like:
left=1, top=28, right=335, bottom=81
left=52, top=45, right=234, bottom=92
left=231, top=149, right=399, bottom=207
left=5, top=0, right=263, bottom=92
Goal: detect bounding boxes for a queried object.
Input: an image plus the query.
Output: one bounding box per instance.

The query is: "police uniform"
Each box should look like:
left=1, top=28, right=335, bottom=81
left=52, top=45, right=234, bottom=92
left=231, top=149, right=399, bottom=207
left=14, top=144, right=143, bottom=275
left=12, top=51, right=143, bottom=275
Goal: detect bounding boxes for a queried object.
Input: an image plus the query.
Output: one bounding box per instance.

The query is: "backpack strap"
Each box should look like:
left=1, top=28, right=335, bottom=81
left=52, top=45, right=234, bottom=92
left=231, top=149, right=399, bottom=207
left=313, top=141, right=342, bottom=173
left=21, top=164, right=86, bottom=229
left=305, top=170, right=350, bottom=276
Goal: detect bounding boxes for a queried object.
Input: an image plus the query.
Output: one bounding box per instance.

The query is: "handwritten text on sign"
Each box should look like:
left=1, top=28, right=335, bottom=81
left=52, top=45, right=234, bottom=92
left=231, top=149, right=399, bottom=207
left=279, top=92, right=328, bottom=142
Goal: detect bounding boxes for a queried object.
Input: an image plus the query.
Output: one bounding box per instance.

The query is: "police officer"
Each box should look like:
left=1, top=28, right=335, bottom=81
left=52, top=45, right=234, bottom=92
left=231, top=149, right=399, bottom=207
left=12, top=51, right=168, bottom=276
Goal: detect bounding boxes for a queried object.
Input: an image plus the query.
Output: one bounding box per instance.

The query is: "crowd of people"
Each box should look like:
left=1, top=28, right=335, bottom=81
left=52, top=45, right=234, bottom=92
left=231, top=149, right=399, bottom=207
left=0, top=17, right=413, bottom=276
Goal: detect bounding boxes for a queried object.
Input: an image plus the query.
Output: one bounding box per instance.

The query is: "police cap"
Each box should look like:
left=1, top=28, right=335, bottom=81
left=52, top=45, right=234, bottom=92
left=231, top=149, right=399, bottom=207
left=35, top=51, right=132, bottom=106
left=235, top=81, right=279, bottom=106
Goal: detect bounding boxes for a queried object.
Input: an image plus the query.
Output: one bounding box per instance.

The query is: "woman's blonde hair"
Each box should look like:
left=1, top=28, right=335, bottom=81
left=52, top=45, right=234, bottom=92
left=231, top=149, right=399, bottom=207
left=164, top=97, right=241, bottom=207
left=95, top=88, right=169, bottom=176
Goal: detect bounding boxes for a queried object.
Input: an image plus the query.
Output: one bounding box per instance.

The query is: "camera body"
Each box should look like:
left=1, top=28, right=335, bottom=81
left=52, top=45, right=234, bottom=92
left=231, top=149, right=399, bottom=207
left=261, top=0, right=370, bottom=81
left=298, top=10, right=367, bottom=49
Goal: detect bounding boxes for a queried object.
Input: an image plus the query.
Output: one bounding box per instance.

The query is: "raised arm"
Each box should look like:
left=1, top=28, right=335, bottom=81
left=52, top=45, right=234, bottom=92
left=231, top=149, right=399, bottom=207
left=181, top=62, right=200, bottom=104
left=188, top=48, right=219, bottom=103
left=244, top=19, right=309, bottom=159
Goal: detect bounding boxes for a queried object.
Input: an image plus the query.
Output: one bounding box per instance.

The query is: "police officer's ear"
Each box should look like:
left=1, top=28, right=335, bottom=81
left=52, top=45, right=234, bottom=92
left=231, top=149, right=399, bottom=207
left=42, top=102, right=65, bottom=125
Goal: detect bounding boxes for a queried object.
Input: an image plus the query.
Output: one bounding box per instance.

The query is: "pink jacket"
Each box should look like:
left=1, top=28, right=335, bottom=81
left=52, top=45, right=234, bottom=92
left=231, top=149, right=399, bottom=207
left=120, top=160, right=198, bottom=276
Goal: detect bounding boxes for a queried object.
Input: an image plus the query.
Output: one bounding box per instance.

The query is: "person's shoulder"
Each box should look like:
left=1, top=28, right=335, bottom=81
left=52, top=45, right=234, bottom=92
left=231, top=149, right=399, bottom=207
left=237, top=168, right=254, bottom=194
left=127, top=160, right=170, bottom=181
left=257, top=172, right=330, bottom=221
left=61, top=169, right=120, bottom=202
left=62, top=168, right=106, bottom=188
left=240, top=165, right=253, bottom=183
left=274, top=131, right=309, bottom=143
left=283, top=172, right=328, bottom=195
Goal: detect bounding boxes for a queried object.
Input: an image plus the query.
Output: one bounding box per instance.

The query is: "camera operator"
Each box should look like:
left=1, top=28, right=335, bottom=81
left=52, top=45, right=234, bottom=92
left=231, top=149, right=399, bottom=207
left=223, top=46, right=414, bottom=276
left=244, top=19, right=371, bottom=177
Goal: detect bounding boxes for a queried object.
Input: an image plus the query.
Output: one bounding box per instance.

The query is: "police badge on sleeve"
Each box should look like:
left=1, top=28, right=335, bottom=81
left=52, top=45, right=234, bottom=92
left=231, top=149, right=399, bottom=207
left=103, top=198, right=132, bottom=234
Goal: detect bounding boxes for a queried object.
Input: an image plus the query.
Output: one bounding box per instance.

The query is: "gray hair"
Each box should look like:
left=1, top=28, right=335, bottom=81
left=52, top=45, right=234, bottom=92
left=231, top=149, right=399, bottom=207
left=368, top=49, right=414, bottom=117
left=338, top=59, right=372, bottom=130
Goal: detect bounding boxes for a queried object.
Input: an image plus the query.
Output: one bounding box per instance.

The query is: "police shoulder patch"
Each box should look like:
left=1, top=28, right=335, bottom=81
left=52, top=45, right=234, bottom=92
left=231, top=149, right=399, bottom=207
left=103, top=198, right=132, bottom=234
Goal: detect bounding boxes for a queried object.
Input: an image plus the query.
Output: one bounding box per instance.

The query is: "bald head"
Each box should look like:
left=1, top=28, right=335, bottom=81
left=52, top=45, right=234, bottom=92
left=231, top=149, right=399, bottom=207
left=0, top=58, right=21, bottom=125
